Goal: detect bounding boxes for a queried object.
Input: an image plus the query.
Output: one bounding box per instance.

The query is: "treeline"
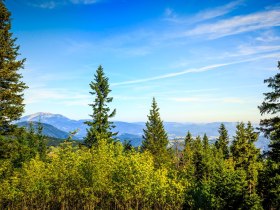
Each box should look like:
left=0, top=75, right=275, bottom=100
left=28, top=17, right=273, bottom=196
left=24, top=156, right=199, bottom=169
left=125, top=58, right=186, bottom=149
left=0, top=0, right=279, bottom=209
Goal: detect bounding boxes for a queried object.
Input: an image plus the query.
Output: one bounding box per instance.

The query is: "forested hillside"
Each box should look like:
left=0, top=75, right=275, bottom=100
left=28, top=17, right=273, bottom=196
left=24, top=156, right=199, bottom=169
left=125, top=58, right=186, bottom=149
left=0, top=1, right=279, bottom=209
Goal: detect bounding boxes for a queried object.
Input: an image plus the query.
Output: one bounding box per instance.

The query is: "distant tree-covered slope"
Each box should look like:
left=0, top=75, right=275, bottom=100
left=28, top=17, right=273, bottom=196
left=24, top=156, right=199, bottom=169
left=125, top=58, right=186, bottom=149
left=16, top=121, right=72, bottom=140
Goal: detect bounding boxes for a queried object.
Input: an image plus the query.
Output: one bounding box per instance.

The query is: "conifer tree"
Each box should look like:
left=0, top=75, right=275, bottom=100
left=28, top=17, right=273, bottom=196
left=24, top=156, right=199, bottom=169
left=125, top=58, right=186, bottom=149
left=202, top=133, right=209, bottom=150
left=141, top=98, right=168, bottom=165
left=231, top=122, right=262, bottom=208
left=183, top=131, right=194, bottom=170
left=84, top=65, right=117, bottom=147
left=184, top=131, right=193, bottom=147
left=0, top=0, right=27, bottom=135
left=215, top=123, right=229, bottom=159
left=193, top=135, right=204, bottom=181
left=37, top=121, right=46, bottom=160
left=258, top=61, right=280, bottom=208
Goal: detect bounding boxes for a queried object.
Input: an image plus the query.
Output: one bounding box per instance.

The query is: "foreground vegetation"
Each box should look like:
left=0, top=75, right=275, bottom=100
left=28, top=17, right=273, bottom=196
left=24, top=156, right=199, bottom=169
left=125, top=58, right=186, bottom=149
left=0, top=128, right=266, bottom=209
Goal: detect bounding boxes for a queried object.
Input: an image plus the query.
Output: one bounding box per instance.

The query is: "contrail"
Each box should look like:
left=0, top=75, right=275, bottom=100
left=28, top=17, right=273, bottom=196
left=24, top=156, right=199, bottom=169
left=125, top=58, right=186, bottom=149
left=112, top=53, right=280, bottom=87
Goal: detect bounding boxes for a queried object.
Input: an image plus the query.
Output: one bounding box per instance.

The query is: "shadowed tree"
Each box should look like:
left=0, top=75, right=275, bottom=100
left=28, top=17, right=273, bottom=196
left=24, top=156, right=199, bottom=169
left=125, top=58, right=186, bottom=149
left=258, top=61, right=280, bottom=209
left=202, top=133, right=209, bottom=150
left=231, top=122, right=262, bottom=209
left=0, top=0, right=28, bottom=135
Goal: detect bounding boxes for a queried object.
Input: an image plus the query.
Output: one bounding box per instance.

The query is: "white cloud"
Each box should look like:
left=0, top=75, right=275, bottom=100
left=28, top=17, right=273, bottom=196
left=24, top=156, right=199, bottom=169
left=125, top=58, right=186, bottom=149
left=186, top=9, right=280, bottom=39
left=255, top=31, right=280, bottom=42
left=28, top=0, right=100, bottom=9
left=165, top=0, right=243, bottom=23
left=193, top=0, right=243, bottom=22
left=222, top=45, right=280, bottom=58
left=237, top=45, right=280, bottom=56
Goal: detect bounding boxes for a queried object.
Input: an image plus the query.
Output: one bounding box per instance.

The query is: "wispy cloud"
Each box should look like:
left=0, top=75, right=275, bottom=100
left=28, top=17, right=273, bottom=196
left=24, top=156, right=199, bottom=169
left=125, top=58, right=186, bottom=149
left=186, top=9, right=280, bottom=39
left=165, top=0, right=243, bottom=23
left=27, top=0, right=100, bottom=9
left=170, top=96, right=246, bottom=104
left=112, top=53, right=280, bottom=87
left=222, top=44, right=280, bottom=58
left=193, top=0, right=243, bottom=22
left=25, top=88, right=90, bottom=106
left=255, top=30, right=280, bottom=42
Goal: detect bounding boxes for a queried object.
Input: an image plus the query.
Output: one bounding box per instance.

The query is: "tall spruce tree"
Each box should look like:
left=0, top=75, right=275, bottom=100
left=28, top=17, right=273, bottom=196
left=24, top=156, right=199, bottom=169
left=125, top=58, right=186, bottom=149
left=84, top=65, right=117, bottom=147
left=231, top=122, right=262, bottom=208
left=193, top=135, right=204, bottom=181
left=215, top=123, right=229, bottom=159
left=258, top=61, right=280, bottom=208
left=0, top=0, right=27, bottom=135
left=184, top=131, right=193, bottom=147
left=202, top=133, right=209, bottom=150
left=141, top=98, right=168, bottom=165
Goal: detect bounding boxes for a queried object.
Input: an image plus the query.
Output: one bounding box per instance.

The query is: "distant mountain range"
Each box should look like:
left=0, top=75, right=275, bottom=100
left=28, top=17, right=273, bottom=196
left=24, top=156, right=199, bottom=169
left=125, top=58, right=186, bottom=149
left=17, top=112, right=269, bottom=151
left=18, top=112, right=240, bottom=139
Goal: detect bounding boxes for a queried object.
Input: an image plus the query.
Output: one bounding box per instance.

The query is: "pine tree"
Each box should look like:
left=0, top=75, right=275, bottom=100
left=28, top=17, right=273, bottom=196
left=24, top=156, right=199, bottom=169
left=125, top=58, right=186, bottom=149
left=182, top=131, right=194, bottom=171
left=215, top=123, right=229, bottom=159
left=184, top=131, right=193, bottom=147
left=231, top=122, right=262, bottom=208
left=0, top=0, right=28, bottom=135
left=141, top=98, right=169, bottom=166
left=258, top=61, right=280, bottom=208
left=231, top=122, right=247, bottom=168
left=84, top=65, right=117, bottom=147
left=37, top=121, right=46, bottom=160
left=193, top=135, right=204, bottom=181
left=202, top=133, right=209, bottom=150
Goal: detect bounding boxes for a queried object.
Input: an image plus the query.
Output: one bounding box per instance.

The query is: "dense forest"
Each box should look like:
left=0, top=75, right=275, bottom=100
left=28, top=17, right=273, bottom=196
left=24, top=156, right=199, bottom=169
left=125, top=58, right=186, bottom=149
left=0, top=1, right=279, bottom=209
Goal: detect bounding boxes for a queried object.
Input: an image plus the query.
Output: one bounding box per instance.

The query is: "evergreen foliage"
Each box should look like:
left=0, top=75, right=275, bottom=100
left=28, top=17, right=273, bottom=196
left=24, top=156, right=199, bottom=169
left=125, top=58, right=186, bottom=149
left=258, top=61, right=280, bottom=208
left=231, top=122, right=262, bottom=208
left=215, top=123, right=230, bottom=159
left=202, top=133, right=209, bottom=150
left=84, top=65, right=117, bottom=147
left=0, top=0, right=27, bottom=135
left=184, top=131, right=193, bottom=147
left=142, top=98, right=169, bottom=166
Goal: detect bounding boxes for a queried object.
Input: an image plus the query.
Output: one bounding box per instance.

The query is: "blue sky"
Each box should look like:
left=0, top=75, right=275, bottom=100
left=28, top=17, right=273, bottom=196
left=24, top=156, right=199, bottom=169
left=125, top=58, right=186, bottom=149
left=6, top=0, right=280, bottom=122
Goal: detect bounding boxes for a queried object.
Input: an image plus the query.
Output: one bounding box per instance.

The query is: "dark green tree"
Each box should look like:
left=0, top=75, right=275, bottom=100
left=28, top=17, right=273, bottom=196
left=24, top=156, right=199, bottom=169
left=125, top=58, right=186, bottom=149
left=182, top=131, right=194, bottom=172
left=258, top=61, right=280, bottom=208
left=184, top=131, right=193, bottom=147
left=202, top=133, right=209, bottom=150
left=215, top=123, right=230, bottom=159
left=231, top=122, right=262, bottom=209
left=193, top=135, right=204, bottom=181
left=0, top=0, right=28, bottom=135
left=141, top=98, right=169, bottom=166
left=37, top=121, right=47, bottom=160
left=84, top=65, right=117, bottom=147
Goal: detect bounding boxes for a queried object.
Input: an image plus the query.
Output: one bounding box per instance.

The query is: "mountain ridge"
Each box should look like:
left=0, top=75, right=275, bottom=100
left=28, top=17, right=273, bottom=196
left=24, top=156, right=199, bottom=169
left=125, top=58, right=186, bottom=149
left=17, top=112, right=269, bottom=151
